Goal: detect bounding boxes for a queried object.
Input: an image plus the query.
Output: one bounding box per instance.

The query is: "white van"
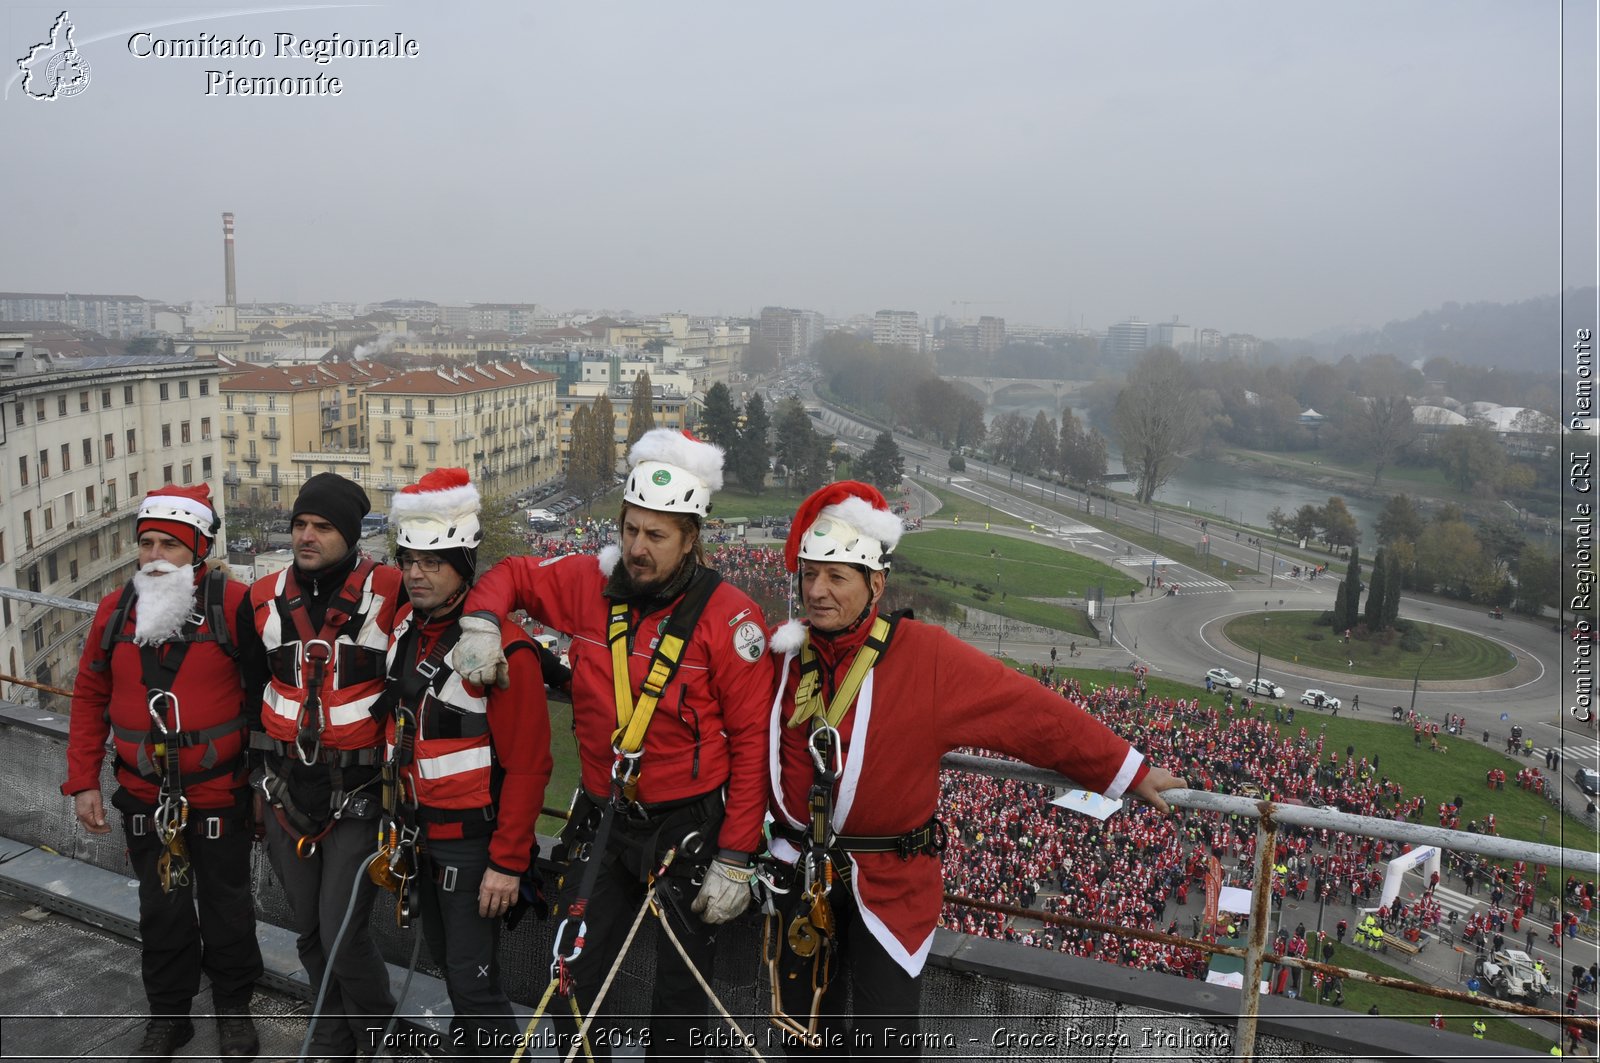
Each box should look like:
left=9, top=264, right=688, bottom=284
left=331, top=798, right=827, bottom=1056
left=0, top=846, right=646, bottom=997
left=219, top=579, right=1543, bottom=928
left=527, top=508, right=560, bottom=531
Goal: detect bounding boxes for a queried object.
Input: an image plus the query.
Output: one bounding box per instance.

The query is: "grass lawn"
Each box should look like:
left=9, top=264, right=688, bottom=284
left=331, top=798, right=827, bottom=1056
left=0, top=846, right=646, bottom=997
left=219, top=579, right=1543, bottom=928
left=538, top=695, right=582, bottom=836
left=893, top=529, right=1137, bottom=637
left=1223, top=446, right=1468, bottom=502
left=920, top=480, right=1028, bottom=529
left=1222, top=612, right=1516, bottom=681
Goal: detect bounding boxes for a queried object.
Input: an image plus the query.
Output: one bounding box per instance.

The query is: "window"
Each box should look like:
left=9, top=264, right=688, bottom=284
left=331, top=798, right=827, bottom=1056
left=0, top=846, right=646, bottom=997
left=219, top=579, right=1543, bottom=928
left=88, top=533, right=99, bottom=562
left=199, top=379, right=210, bottom=397
left=201, top=456, right=212, bottom=478
left=162, top=424, right=172, bottom=447
left=82, top=438, right=92, bottom=465
left=104, top=433, right=115, bottom=460
left=162, top=465, right=173, bottom=484
left=405, top=419, right=414, bottom=436
left=101, top=389, right=111, bottom=409
left=246, top=416, right=255, bottom=432
left=0, top=531, right=5, bottom=564
left=57, top=395, right=67, bottom=416
left=79, top=391, right=89, bottom=412
left=106, top=481, right=117, bottom=510
left=43, top=505, right=54, bottom=531
left=69, top=558, right=78, bottom=581
left=200, top=417, right=211, bottom=441
left=85, top=484, right=95, bottom=511
left=110, top=529, right=121, bottom=554
left=181, top=462, right=192, bottom=484
left=382, top=398, right=391, bottom=413
left=60, top=443, right=70, bottom=472
left=22, top=511, right=33, bottom=549
left=179, top=381, right=189, bottom=399
left=269, top=463, right=278, bottom=482
left=35, top=398, right=46, bottom=420
left=128, top=472, right=138, bottom=498
left=181, top=421, right=191, bottom=444
left=38, top=450, right=49, bottom=479
left=159, top=383, right=170, bottom=401
left=123, top=385, right=133, bottom=405
left=13, top=404, right=22, bottom=426
left=46, top=553, right=57, bottom=582
left=18, top=456, right=28, bottom=487
left=427, top=399, right=436, bottom=414
left=225, top=394, right=234, bottom=410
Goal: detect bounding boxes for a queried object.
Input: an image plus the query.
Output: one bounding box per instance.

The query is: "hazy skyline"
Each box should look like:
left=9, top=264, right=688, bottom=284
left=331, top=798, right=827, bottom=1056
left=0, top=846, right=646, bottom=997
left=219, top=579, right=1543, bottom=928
left=4, top=0, right=1595, bottom=341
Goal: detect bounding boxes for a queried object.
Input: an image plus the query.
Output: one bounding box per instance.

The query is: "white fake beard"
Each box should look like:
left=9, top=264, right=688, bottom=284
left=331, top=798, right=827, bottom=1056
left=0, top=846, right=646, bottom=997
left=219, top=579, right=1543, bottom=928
left=131, top=561, right=198, bottom=646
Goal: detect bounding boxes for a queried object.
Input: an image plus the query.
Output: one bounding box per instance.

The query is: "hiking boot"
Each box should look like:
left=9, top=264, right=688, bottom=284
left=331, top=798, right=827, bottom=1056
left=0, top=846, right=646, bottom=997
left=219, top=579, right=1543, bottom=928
left=128, top=1016, right=195, bottom=1062
left=216, top=1008, right=259, bottom=1059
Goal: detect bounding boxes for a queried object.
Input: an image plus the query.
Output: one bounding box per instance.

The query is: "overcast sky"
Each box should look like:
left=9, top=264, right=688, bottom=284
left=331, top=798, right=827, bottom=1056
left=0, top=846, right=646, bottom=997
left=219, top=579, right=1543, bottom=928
left=3, top=0, right=1594, bottom=339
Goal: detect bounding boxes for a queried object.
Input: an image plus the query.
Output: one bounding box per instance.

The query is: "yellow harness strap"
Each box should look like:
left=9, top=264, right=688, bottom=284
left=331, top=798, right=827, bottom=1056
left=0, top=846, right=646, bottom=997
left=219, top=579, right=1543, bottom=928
left=608, top=601, right=692, bottom=755
left=786, top=617, right=893, bottom=731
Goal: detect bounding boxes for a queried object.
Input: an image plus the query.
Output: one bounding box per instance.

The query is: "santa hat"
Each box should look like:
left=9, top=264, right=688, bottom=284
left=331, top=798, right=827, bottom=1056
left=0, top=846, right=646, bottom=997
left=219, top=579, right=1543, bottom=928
left=623, top=428, right=724, bottom=515
left=392, top=467, right=483, bottom=580
left=783, top=480, right=904, bottom=573
left=137, top=483, right=219, bottom=559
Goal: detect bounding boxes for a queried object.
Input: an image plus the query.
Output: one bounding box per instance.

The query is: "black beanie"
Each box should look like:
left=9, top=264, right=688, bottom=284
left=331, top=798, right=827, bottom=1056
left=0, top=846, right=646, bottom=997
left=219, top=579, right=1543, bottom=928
left=292, top=472, right=369, bottom=550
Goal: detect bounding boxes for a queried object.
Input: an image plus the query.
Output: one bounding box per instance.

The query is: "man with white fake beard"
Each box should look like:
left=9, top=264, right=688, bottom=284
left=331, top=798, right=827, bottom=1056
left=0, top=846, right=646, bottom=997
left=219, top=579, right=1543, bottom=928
left=65, top=484, right=269, bottom=1062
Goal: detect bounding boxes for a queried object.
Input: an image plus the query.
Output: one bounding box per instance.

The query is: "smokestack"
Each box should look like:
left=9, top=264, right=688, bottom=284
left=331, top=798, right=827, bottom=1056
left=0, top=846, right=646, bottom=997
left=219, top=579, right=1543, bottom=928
left=222, top=212, right=236, bottom=307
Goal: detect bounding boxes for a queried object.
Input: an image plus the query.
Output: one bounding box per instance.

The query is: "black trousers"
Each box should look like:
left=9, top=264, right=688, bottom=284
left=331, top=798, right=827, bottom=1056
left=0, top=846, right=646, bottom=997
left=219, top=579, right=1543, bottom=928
left=549, top=791, right=725, bottom=1062
left=415, top=835, right=518, bottom=1061
left=774, top=869, right=922, bottom=1060
left=115, top=788, right=263, bottom=1017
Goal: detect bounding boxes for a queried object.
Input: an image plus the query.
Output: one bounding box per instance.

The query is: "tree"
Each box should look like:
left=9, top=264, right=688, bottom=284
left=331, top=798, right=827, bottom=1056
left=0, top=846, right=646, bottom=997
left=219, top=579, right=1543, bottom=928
left=1512, top=543, right=1560, bottom=615
left=476, top=493, right=525, bottom=571
left=733, top=392, right=771, bottom=492
left=1332, top=579, right=1350, bottom=631
left=1266, top=507, right=1292, bottom=540
left=1435, top=423, right=1507, bottom=494
left=772, top=398, right=815, bottom=485
left=1351, top=392, right=1419, bottom=486
left=591, top=395, right=617, bottom=487
left=568, top=406, right=598, bottom=497
left=857, top=431, right=905, bottom=491
left=698, top=382, right=740, bottom=452
left=1343, top=544, right=1363, bottom=630
left=1414, top=519, right=1488, bottom=598
left=624, top=371, right=656, bottom=449
left=797, top=433, right=835, bottom=492
left=1321, top=496, right=1360, bottom=550
left=1113, top=347, right=1204, bottom=503
left=1376, top=494, right=1425, bottom=547
left=1364, top=547, right=1388, bottom=631
left=988, top=412, right=1028, bottom=468
left=1291, top=504, right=1322, bottom=545
left=1022, top=412, right=1057, bottom=475
left=1383, top=550, right=1402, bottom=626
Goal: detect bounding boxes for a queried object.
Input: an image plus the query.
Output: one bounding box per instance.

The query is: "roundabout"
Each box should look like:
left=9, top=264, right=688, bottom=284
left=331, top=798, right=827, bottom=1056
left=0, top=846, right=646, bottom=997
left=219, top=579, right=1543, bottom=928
left=1219, top=611, right=1519, bottom=683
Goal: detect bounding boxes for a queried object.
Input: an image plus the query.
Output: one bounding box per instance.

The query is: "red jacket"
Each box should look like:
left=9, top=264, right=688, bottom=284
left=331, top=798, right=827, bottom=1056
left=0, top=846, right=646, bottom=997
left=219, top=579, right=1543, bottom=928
left=466, top=550, right=773, bottom=854
left=768, top=613, right=1148, bottom=976
left=64, top=572, right=257, bottom=809
left=385, top=605, right=552, bottom=875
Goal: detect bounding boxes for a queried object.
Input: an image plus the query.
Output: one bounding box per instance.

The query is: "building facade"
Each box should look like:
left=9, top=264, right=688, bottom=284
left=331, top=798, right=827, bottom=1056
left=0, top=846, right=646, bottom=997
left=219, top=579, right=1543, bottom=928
left=872, top=310, right=926, bottom=353
left=0, top=338, right=223, bottom=708
left=759, top=306, right=825, bottom=364
left=0, top=292, right=153, bottom=339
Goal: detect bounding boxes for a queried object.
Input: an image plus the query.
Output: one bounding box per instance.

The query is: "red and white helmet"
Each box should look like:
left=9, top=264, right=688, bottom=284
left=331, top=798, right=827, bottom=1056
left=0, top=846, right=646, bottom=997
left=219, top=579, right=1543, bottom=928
left=623, top=429, right=724, bottom=517
left=784, top=481, right=904, bottom=573
left=392, top=467, right=483, bottom=552
left=137, top=483, right=220, bottom=558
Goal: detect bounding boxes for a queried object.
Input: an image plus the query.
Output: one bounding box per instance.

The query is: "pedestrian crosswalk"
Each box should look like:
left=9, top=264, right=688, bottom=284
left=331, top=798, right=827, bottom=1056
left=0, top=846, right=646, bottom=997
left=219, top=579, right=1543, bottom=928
left=1533, top=742, right=1600, bottom=764
left=1117, top=555, right=1233, bottom=594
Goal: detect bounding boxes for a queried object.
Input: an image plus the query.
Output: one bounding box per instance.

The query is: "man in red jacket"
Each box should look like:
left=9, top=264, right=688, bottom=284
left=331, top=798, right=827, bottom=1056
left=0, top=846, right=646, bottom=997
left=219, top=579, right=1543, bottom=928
left=382, top=469, right=552, bottom=1060
left=454, top=429, right=774, bottom=1059
left=764, top=481, right=1185, bottom=1058
left=64, top=484, right=266, bottom=1061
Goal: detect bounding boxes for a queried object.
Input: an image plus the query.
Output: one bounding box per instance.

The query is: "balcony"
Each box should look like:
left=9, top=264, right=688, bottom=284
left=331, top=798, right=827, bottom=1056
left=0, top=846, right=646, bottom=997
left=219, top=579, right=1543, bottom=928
left=483, top=424, right=498, bottom=436
left=375, top=432, right=395, bottom=444
left=220, top=428, right=238, bottom=440
left=420, top=435, right=440, bottom=446
left=223, top=472, right=240, bottom=485
left=261, top=429, right=281, bottom=441
left=454, top=432, right=474, bottom=444
left=399, top=409, right=415, bottom=420
left=398, top=458, right=418, bottom=470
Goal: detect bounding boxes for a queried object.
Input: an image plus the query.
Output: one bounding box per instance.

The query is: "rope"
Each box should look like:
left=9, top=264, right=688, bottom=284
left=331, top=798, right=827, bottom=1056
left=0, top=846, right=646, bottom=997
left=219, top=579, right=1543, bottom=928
left=650, top=900, right=770, bottom=1062
left=560, top=893, right=655, bottom=1063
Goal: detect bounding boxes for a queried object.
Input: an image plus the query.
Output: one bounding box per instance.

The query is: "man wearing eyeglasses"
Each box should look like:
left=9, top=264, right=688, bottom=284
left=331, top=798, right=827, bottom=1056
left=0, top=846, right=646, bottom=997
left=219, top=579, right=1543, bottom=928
left=249, top=472, right=404, bottom=1060
left=381, top=468, right=551, bottom=1060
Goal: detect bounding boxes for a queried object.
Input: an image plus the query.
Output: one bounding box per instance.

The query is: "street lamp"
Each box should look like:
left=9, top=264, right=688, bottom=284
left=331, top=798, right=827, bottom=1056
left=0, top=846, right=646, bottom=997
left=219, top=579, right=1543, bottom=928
left=1253, top=616, right=1270, bottom=686
left=1408, top=641, right=1444, bottom=717
left=995, top=553, right=1004, bottom=657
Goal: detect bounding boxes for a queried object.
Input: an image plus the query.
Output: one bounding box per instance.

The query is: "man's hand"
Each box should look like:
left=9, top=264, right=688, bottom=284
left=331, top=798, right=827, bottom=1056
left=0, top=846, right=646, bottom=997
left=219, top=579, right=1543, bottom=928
left=456, top=615, right=509, bottom=689
left=74, top=790, right=111, bottom=835
left=1128, top=765, right=1188, bottom=815
left=479, top=868, right=520, bottom=919
left=691, top=858, right=755, bottom=924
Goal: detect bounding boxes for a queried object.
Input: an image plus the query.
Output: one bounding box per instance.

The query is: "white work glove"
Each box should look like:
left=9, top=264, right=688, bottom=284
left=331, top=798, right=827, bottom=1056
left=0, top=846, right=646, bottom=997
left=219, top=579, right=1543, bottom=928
left=691, top=858, right=755, bottom=924
left=455, top=614, right=509, bottom=689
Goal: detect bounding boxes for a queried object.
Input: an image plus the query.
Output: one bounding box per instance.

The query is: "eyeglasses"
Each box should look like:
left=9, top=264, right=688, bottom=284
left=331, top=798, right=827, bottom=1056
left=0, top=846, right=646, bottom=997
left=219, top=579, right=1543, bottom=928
left=396, top=554, right=446, bottom=573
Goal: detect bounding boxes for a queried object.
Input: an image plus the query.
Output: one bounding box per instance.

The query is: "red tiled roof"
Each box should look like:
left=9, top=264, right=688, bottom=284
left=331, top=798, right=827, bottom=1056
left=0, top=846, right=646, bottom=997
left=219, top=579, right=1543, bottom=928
left=365, top=363, right=556, bottom=396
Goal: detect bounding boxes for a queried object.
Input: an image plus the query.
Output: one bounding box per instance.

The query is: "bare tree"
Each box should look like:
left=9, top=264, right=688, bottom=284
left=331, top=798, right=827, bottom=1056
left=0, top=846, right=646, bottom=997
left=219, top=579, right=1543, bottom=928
left=1354, top=392, right=1419, bottom=486
left=1112, top=348, right=1203, bottom=504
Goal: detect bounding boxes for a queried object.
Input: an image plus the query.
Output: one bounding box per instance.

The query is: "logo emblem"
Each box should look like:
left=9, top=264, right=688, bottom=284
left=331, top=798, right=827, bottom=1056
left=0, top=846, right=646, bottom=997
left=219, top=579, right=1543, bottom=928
left=18, top=11, right=92, bottom=101
left=651, top=469, right=672, bottom=486
left=733, top=620, right=766, bottom=662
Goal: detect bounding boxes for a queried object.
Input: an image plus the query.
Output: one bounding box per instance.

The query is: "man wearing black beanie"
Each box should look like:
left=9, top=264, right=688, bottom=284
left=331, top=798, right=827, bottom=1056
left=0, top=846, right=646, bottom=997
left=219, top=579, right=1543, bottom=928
left=249, top=472, right=405, bottom=1060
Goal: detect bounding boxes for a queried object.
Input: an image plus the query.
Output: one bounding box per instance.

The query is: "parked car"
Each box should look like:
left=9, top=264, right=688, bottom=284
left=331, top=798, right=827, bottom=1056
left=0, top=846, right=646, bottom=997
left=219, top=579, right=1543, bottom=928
left=227, top=538, right=255, bottom=553
left=1300, top=689, right=1341, bottom=710
left=1245, top=677, right=1285, bottom=699
left=1577, top=767, right=1600, bottom=797
left=1206, top=668, right=1242, bottom=689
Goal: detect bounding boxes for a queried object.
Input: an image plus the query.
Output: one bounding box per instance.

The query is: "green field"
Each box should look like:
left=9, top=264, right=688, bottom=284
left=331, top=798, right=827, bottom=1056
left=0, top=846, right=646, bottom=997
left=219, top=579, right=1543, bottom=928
left=1222, top=611, right=1516, bottom=681
left=892, top=529, right=1139, bottom=637
left=919, top=481, right=1028, bottom=529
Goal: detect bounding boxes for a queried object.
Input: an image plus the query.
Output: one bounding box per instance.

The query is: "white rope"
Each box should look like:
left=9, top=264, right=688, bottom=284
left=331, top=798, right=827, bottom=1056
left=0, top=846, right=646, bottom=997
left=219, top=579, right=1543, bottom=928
left=561, top=893, right=655, bottom=1063
left=652, top=903, right=771, bottom=1062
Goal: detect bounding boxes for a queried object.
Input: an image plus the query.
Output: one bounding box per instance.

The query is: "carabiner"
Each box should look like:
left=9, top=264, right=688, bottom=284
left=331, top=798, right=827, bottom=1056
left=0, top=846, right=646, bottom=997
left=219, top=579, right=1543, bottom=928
left=295, top=834, right=319, bottom=860
left=807, top=724, right=842, bottom=778
left=145, top=691, right=175, bottom=734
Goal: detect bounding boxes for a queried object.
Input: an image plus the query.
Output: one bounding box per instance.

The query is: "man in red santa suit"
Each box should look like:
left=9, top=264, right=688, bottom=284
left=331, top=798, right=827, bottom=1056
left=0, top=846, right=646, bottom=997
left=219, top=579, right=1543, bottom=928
left=763, top=481, right=1185, bottom=1058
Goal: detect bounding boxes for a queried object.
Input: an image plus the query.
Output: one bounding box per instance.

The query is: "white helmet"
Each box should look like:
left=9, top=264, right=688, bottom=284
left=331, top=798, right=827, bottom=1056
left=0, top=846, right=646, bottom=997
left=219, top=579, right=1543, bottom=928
left=787, top=481, right=904, bottom=572
left=623, top=429, right=724, bottom=517
left=391, top=467, right=483, bottom=552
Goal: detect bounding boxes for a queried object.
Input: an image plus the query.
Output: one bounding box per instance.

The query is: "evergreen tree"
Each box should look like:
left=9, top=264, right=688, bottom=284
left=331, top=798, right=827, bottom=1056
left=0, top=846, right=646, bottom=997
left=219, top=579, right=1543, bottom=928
left=1332, top=578, right=1349, bottom=630
left=591, top=395, right=617, bottom=489
left=1364, top=547, right=1387, bottom=631
left=625, top=371, right=656, bottom=449
left=858, top=431, right=905, bottom=491
left=734, top=392, right=771, bottom=491
left=568, top=406, right=597, bottom=497
left=1344, top=544, right=1362, bottom=630
left=797, top=433, right=834, bottom=492
left=772, top=398, right=815, bottom=486
left=698, top=382, right=740, bottom=452
left=1383, top=551, right=1402, bottom=627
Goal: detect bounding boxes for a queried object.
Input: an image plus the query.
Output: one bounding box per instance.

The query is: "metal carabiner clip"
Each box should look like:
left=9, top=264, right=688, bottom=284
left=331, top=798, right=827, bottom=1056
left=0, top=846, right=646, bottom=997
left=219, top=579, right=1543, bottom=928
left=807, top=724, right=842, bottom=778
left=146, top=691, right=175, bottom=734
